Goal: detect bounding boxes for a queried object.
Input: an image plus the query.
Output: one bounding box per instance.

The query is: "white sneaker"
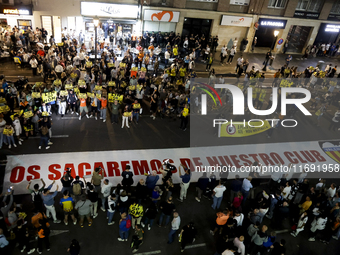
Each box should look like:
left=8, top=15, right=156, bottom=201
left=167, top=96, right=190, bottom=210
left=93, top=213, right=98, bottom=218
left=101, top=207, right=105, bottom=212
left=95, top=116, right=97, bottom=120
left=18, top=141, right=22, bottom=145
left=64, top=221, right=68, bottom=225
left=73, top=219, right=77, bottom=225
left=8, top=145, right=11, bottom=149
left=13, top=144, right=17, bottom=147
left=71, top=111, right=74, bottom=114
left=195, top=197, right=200, bottom=202
left=79, top=116, right=81, bottom=120
left=19, top=138, right=24, bottom=142
left=153, top=116, right=155, bottom=120
left=53, top=220, right=61, bottom=224
left=103, top=119, right=106, bottom=123
left=76, top=112, right=79, bottom=116
left=141, top=223, right=145, bottom=228
left=86, top=114, right=89, bottom=118
left=20, top=245, right=26, bottom=252
left=127, top=126, right=130, bottom=128
left=308, top=237, right=315, bottom=241
left=148, top=225, right=151, bottom=230
left=117, top=238, right=124, bottom=241
left=100, top=117, right=103, bottom=119
left=46, top=146, right=50, bottom=150
left=38, top=146, right=41, bottom=149
left=27, top=248, right=35, bottom=254
left=108, top=221, right=115, bottom=225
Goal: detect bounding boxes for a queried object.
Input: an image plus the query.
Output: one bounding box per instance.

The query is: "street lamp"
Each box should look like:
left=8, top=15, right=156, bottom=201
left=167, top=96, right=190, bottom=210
left=263, top=30, right=280, bottom=71
left=93, top=16, right=99, bottom=65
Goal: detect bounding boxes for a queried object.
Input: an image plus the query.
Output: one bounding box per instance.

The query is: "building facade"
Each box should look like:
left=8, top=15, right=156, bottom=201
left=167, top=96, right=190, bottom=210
left=1, top=0, right=340, bottom=53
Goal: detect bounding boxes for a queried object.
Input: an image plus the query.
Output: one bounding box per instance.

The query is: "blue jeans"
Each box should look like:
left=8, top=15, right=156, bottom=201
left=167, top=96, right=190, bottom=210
left=144, top=217, right=154, bottom=227
left=212, top=196, right=223, bottom=210
left=39, top=136, right=48, bottom=147
left=5, top=135, right=15, bottom=146
left=168, top=229, right=177, bottom=243
left=159, top=213, right=171, bottom=226
left=241, top=189, right=249, bottom=204
left=101, top=197, right=107, bottom=209
left=132, top=112, right=139, bottom=122
left=107, top=211, right=115, bottom=223
left=119, top=229, right=129, bottom=240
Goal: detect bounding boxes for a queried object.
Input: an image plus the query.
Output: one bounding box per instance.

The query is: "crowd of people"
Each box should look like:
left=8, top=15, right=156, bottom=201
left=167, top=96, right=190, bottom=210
left=0, top=160, right=340, bottom=255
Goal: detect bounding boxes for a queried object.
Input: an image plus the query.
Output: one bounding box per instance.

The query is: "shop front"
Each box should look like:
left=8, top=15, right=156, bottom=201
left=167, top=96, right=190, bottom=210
left=286, top=25, right=312, bottom=53
left=314, top=23, right=340, bottom=45
left=219, top=15, right=252, bottom=51
left=143, top=9, right=179, bottom=34
left=255, top=18, right=287, bottom=48
left=80, top=2, right=140, bottom=47
left=0, top=5, right=34, bottom=30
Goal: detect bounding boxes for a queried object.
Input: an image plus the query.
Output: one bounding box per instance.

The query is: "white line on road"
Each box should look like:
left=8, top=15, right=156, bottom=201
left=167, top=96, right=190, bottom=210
left=186, top=243, right=206, bottom=249
left=275, top=229, right=290, bottom=234
left=59, top=117, right=80, bottom=120
left=135, top=251, right=162, bottom=255
left=29, top=135, right=69, bottom=139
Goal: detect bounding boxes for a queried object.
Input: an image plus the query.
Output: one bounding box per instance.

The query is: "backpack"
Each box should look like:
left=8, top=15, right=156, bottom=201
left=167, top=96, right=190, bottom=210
left=125, top=217, right=131, bottom=229
left=73, top=182, right=82, bottom=196
left=41, top=126, right=49, bottom=135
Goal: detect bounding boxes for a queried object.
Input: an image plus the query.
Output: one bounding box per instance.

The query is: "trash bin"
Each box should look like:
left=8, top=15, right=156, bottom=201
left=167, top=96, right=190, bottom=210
left=317, top=61, right=325, bottom=70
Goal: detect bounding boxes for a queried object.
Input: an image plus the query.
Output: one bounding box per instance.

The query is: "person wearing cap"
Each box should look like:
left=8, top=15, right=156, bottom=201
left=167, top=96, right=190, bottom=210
left=100, top=179, right=113, bottom=212
left=41, top=180, right=61, bottom=224
left=177, top=164, right=191, bottom=202
left=122, top=165, right=134, bottom=193
left=75, top=194, right=92, bottom=227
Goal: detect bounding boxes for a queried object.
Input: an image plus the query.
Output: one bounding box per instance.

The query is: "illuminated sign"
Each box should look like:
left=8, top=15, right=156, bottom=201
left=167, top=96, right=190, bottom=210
left=81, top=2, right=138, bottom=19
left=3, top=9, right=30, bottom=15
left=258, top=18, right=287, bottom=29
left=325, top=24, right=340, bottom=32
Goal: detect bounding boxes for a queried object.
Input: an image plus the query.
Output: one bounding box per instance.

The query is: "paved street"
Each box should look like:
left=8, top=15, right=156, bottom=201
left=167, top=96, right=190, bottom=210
left=1, top=53, right=340, bottom=255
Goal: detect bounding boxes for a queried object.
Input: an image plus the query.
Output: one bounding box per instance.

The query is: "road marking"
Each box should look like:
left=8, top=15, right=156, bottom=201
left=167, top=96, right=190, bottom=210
left=29, top=135, right=69, bottom=139
left=186, top=243, right=206, bottom=249
left=135, top=251, right=161, bottom=255
left=275, top=229, right=290, bottom=234
left=59, top=117, right=80, bottom=120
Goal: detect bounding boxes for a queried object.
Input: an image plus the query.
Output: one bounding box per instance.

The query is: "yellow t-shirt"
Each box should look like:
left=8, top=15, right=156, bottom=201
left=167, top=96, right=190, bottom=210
left=179, top=68, right=186, bottom=77
left=182, top=108, right=189, bottom=117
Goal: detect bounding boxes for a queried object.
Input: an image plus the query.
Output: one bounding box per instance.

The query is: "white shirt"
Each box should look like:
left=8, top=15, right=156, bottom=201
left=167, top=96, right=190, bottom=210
left=233, top=238, right=245, bottom=255
left=29, top=59, right=38, bottom=68
left=230, top=48, right=236, bottom=56
left=214, top=185, right=226, bottom=198
left=101, top=183, right=113, bottom=198
left=234, top=213, right=244, bottom=227
left=233, top=40, right=238, bottom=47
left=222, top=250, right=234, bottom=255
left=171, top=216, right=181, bottom=230
left=297, top=215, right=308, bottom=229
left=281, top=186, right=291, bottom=199
left=237, top=58, right=243, bottom=65
left=327, top=187, right=336, bottom=198
left=165, top=51, right=170, bottom=60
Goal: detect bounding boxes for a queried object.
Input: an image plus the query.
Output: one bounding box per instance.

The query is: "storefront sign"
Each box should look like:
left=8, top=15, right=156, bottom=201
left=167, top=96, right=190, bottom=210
left=221, top=15, right=252, bottom=27
left=258, top=18, right=286, bottom=29
left=80, top=2, right=138, bottom=19
left=1, top=6, right=32, bottom=16
left=144, top=10, right=180, bottom=23
left=294, top=11, right=319, bottom=19
left=328, top=14, right=340, bottom=22
left=230, top=0, right=250, bottom=5
left=325, top=24, right=340, bottom=33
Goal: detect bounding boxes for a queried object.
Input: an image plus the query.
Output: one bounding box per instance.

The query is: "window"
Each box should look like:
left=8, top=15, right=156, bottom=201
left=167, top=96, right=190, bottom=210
left=268, top=0, right=287, bottom=8
left=296, top=0, right=324, bottom=12
left=330, top=0, right=340, bottom=14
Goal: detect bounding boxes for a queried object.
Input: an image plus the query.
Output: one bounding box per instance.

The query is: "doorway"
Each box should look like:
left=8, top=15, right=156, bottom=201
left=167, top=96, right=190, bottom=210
left=182, top=18, right=212, bottom=39
left=286, top=25, right=312, bottom=53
